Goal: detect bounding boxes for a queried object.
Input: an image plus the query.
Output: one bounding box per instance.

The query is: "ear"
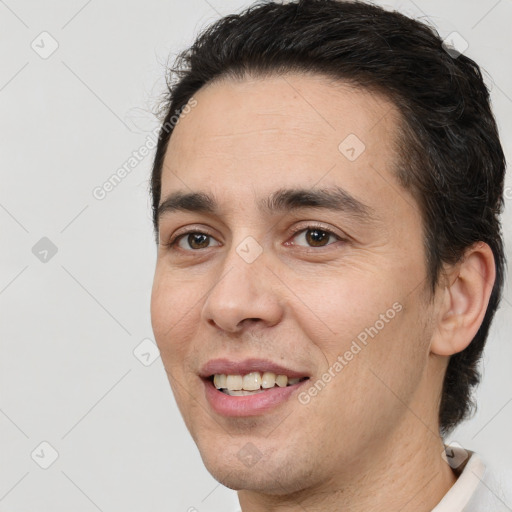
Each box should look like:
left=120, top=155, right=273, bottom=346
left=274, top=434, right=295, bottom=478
left=430, top=242, right=496, bottom=357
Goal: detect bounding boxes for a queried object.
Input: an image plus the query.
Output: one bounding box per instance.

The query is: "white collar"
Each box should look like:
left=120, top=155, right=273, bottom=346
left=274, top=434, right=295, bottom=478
left=432, top=445, right=486, bottom=511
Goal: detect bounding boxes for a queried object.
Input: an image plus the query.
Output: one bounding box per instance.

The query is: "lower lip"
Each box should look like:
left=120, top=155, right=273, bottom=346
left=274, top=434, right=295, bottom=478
left=203, top=378, right=308, bottom=417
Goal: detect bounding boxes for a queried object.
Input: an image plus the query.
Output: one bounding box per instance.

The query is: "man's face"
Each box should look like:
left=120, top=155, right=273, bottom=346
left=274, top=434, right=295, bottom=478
left=151, top=73, right=440, bottom=493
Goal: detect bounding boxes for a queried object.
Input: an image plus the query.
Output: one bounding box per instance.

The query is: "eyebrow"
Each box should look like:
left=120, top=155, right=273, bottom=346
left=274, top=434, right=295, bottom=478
left=157, top=186, right=376, bottom=224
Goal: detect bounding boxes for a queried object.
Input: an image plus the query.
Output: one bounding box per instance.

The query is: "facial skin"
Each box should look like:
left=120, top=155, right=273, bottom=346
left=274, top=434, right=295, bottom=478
left=150, top=72, right=495, bottom=511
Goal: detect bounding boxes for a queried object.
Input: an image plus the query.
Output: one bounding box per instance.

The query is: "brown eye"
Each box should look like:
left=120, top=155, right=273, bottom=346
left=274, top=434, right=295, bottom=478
left=305, top=229, right=331, bottom=247
left=168, top=230, right=220, bottom=251
left=186, top=233, right=211, bottom=249
left=291, top=227, right=340, bottom=248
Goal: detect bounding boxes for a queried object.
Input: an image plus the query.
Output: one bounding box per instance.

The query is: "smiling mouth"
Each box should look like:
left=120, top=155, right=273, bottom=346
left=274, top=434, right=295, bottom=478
left=209, top=371, right=309, bottom=396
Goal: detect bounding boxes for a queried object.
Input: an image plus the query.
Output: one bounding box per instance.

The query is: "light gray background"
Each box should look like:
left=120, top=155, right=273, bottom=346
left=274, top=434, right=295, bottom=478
left=0, top=1, right=511, bottom=511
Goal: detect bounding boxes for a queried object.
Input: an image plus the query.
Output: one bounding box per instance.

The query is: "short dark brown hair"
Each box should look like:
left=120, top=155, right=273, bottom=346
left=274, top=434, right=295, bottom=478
left=150, top=0, right=507, bottom=436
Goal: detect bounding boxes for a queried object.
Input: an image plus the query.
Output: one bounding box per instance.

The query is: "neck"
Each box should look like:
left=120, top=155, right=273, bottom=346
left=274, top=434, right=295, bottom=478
left=238, top=416, right=458, bottom=512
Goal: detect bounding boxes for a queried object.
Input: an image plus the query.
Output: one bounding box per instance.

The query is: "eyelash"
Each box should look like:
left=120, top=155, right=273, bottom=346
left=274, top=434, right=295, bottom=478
left=164, top=224, right=345, bottom=252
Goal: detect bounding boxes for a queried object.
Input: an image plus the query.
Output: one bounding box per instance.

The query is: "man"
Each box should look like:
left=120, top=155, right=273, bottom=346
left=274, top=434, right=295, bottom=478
left=149, top=1, right=509, bottom=510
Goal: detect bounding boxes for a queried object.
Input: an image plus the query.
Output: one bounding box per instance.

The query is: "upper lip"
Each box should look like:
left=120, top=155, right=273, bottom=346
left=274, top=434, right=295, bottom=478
left=199, top=358, right=310, bottom=379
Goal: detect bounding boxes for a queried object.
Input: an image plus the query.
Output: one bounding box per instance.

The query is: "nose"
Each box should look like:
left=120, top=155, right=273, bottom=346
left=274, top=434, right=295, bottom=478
left=201, top=243, right=284, bottom=334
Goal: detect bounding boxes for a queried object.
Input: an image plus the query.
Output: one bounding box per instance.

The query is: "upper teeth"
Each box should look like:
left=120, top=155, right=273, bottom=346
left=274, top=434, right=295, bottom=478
left=213, top=372, right=303, bottom=391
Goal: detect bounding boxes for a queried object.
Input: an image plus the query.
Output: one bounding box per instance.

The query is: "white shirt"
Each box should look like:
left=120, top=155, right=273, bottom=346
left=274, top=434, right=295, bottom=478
left=432, top=444, right=512, bottom=511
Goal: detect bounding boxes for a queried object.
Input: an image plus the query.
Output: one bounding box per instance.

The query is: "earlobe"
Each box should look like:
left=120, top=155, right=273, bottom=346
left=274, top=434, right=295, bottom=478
left=430, top=242, right=496, bottom=357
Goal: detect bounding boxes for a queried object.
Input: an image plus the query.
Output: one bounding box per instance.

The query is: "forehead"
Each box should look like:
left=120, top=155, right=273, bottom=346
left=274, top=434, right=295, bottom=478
left=161, top=72, right=404, bottom=214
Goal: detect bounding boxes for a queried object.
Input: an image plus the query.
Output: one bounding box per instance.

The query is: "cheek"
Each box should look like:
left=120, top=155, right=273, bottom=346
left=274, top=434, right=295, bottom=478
left=288, top=266, right=405, bottom=356
left=150, top=272, right=204, bottom=419
left=150, top=269, right=201, bottom=360
left=292, top=264, right=430, bottom=407
left=299, top=299, right=430, bottom=454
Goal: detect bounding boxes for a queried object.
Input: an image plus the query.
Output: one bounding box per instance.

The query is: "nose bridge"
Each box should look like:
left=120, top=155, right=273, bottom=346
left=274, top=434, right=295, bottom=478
left=201, top=234, right=283, bottom=332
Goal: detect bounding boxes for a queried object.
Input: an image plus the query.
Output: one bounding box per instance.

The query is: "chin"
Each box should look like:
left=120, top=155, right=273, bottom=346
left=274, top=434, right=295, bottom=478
left=208, top=468, right=276, bottom=492
left=205, top=464, right=302, bottom=494
left=198, top=441, right=317, bottom=495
